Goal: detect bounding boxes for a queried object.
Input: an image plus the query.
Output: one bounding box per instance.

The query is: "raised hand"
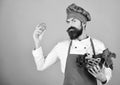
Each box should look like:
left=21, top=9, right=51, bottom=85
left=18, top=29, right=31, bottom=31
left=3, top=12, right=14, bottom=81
left=33, top=23, right=46, bottom=49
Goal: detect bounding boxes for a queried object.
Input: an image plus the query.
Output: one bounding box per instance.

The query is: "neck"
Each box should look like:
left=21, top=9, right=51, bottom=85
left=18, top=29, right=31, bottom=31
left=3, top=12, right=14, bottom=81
left=77, top=30, right=88, bottom=41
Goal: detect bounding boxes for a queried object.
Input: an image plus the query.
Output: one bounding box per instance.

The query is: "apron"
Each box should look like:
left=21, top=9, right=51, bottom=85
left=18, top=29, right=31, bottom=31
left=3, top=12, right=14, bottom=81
left=63, top=38, right=97, bottom=85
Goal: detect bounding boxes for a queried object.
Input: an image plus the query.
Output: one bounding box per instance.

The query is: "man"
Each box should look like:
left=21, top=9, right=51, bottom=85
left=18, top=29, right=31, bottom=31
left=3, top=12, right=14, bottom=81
left=32, top=3, right=114, bottom=85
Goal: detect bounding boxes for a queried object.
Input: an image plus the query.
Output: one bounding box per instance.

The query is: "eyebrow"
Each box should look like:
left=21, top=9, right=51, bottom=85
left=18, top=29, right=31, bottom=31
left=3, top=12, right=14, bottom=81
left=66, top=20, right=70, bottom=23
left=66, top=18, right=75, bottom=22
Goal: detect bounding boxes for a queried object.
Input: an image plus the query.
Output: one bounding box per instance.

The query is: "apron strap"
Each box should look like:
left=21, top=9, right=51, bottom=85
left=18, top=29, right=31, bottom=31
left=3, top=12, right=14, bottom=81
left=90, top=38, right=96, bottom=58
left=67, top=40, right=72, bottom=55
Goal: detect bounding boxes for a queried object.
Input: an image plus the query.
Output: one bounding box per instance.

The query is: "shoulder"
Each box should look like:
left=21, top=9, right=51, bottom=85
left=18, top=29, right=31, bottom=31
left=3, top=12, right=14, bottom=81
left=91, top=37, right=106, bottom=50
left=53, top=40, right=71, bottom=55
left=92, top=38, right=104, bottom=45
left=53, top=40, right=70, bottom=49
left=56, top=39, right=71, bottom=47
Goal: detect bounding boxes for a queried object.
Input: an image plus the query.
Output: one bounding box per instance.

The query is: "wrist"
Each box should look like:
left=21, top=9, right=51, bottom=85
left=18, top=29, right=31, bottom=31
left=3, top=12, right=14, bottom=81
left=34, top=42, right=41, bottom=49
left=98, top=73, right=107, bottom=84
left=101, top=80, right=107, bottom=84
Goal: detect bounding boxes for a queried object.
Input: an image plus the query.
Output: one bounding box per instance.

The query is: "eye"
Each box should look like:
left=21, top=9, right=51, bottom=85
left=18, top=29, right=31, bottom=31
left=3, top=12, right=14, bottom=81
left=66, top=20, right=70, bottom=23
left=72, top=19, right=76, bottom=22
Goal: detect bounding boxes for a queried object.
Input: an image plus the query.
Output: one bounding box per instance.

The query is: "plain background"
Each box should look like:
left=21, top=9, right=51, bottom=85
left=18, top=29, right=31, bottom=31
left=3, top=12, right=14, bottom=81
left=0, top=0, right=120, bottom=85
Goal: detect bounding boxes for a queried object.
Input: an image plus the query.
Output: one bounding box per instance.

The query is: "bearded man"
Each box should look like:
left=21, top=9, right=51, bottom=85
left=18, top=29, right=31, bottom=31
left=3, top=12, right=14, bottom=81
left=32, top=3, right=116, bottom=85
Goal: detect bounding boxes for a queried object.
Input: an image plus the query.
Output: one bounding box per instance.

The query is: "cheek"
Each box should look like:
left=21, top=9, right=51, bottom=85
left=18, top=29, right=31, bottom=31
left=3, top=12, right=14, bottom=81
left=74, top=23, right=81, bottom=29
left=74, top=21, right=80, bottom=27
left=67, top=22, right=81, bottom=29
left=67, top=24, right=72, bottom=29
left=67, top=23, right=75, bottom=28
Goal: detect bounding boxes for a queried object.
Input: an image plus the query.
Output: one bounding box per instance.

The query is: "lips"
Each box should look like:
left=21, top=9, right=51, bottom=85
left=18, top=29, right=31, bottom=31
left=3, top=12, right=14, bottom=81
left=67, top=27, right=76, bottom=32
left=68, top=28, right=75, bottom=31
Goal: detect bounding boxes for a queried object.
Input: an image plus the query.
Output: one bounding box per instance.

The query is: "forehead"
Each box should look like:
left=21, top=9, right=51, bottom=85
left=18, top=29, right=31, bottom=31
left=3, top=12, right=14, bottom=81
left=67, top=17, right=80, bottom=22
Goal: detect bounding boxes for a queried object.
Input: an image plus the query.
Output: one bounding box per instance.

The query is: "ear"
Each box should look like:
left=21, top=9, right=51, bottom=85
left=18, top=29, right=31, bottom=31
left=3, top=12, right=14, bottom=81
left=81, top=22, right=87, bottom=29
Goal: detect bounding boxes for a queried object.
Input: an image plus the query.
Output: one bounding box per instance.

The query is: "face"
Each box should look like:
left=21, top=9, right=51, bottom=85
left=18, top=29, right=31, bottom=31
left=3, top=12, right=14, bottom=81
left=66, top=18, right=84, bottom=40
left=66, top=18, right=81, bottom=30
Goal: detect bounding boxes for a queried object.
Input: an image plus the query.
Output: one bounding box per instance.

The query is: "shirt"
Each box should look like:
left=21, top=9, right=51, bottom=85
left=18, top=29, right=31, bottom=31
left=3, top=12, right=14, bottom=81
left=32, top=36, right=112, bottom=84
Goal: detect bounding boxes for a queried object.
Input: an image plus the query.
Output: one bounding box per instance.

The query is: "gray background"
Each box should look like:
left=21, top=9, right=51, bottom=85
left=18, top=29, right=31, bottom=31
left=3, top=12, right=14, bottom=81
left=0, top=0, right=120, bottom=85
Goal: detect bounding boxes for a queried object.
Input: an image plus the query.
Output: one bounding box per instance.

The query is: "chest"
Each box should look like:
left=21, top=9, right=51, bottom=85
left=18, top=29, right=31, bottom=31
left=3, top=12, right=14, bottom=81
left=69, top=40, right=94, bottom=55
left=59, top=40, right=94, bottom=63
left=59, top=39, right=95, bottom=73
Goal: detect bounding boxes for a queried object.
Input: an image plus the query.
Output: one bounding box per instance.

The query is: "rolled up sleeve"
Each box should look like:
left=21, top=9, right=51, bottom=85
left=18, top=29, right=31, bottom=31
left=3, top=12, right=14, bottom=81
left=104, top=66, right=112, bottom=83
left=93, top=38, right=112, bottom=84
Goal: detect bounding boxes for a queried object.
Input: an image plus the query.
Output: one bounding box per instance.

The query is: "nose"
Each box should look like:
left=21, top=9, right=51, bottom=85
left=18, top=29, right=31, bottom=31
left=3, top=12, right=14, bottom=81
left=67, top=23, right=73, bottom=29
left=69, top=20, right=75, bottom=24
left=68, top=21, right=75, bottom=27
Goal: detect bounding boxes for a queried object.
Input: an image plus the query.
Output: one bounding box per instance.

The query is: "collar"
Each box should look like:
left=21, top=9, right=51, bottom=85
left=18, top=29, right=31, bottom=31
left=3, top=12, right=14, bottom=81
left=74, top=36, right=90, bottom=42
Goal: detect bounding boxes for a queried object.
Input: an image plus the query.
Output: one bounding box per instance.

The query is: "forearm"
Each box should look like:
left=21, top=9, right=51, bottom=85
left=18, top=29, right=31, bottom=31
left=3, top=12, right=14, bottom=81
left=34, top=40, right=42, bottom=49
left=32, top=43, right=59, bottom=71
left=98, top=67, right=112, bottom=84
left=32, top=47, right=45, bottom=71
left=104, top=67, right=112, bottom=83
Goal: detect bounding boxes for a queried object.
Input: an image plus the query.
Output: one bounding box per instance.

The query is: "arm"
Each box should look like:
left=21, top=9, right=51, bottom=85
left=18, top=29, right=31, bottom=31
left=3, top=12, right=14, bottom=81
left=32, top=23, right=59, bottom=71
left=32, top=43, right=59, bottom=71
left=88, top=39, right=112, bottom=84
left=97, top=42, right=112, bottom=84
left=103, top=66, right=112, bottom=84
left=87, top=60, right=112, bottom=84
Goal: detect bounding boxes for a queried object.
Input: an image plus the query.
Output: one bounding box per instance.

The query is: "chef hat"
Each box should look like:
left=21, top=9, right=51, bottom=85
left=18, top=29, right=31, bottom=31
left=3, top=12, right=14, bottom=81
left=66, top=3, right=91, bottom=23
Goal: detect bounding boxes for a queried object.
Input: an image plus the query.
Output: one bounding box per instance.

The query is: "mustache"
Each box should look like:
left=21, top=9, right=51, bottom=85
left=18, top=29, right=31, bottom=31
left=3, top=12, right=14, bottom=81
left=67, top=26, right=78, bottom=32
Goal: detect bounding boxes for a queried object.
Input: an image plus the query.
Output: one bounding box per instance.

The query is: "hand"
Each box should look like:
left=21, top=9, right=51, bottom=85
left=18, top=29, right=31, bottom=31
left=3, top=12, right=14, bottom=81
left=33, top=23, right=46, bottom=48
left=86, top=57, right=101, bottom=68
left=88, top=65, right=107, bottom=82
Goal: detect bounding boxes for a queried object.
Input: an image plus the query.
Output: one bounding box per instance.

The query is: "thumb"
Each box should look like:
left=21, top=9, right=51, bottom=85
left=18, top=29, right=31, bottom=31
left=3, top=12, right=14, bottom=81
left=39, top=29, right=46, bottom=40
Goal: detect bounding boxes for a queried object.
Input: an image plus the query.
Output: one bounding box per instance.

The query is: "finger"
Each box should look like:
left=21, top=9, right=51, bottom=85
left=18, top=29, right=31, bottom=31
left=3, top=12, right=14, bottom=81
left=39, top=23, right=46, bottom=28
left=94, top=65, right=102, bottom=74
left=86, top=64, right=91, bottom=68
left=96, top=65, right=100, bottom=70
left=38, top=30, right=46, bottom=39
left=93, top=66, right=99, bottom=73
left=96, top=58, right=101, bottom=62
left=40, top=29, right=46, bottom=36
left=93, top=60, right=98, bottom=66
left=88, top=60, right=94, bottom=65
left=89, top=68, right=96, bottom=74
left=35, top=27, right=46, bottom=34
left=33, top=30, right=43, bottom=38
left=34, top=30, right=42, bottom=36
left=35, top=26, right=46, bottom=32
left=96, top=65, right=101, bottom=72
left=90, top=58, right=100, bottom=66
left=85, top=54, right=92, bottom=58
left=94, top=58, right=101, bottom=64
left=88, top=68, right=96, bottom=77
left=35, top=24, right=42, bottom=30
left=36, top=23, right=46, bottom=30
left=88, top=69, right=93, bottom=74
left=88, top=60, right=97, bottom=67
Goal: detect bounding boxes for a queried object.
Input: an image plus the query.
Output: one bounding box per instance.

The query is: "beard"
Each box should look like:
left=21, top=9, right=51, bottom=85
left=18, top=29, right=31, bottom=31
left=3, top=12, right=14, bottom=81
left=67, top=26, right=83, bottom=40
